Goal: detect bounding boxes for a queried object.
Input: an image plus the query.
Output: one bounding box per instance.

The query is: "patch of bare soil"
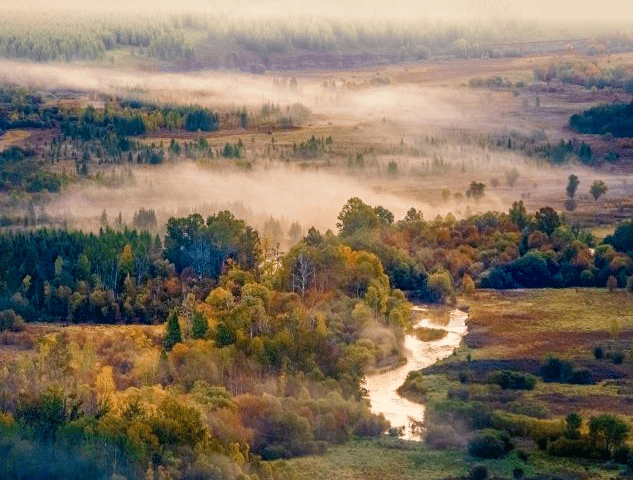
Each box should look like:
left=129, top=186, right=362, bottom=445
left=0, top=129, right=31, bottom=151
left=538, top=393, right=633, bottom=416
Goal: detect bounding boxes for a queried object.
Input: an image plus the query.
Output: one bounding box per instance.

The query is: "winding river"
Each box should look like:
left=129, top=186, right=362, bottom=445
left=364, top=306, right=468, bottom=441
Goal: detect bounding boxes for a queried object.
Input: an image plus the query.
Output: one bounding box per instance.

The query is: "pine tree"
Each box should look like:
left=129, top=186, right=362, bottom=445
left=192, top=311, right=208, bottom=340
left=164, top=310, right=182, bottom=351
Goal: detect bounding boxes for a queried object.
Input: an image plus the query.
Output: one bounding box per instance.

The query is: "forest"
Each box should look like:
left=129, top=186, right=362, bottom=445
left=0, top=202, right=415, bottom=479
left=1, top=196, right=633, bottom=479
left=570, top=102, right=633, bottom=138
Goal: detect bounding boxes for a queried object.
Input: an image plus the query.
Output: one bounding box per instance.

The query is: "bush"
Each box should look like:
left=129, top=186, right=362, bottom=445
left=0, top=310, right=25, bottom=332
left=469, top=465, right=488, bottom=480
left=432, top=401, right=492, bottom=430
left=488, top=370, right=536, bottom=390
left=352, top=415, right=389, bottom=437
left=508, top=399, right=550, bottom=419
left=490, top=411, right=564, bottom=440
left=425, top=424, right=462, bottom=450
left=607, top=351, right=625, bottom=365
left=567, top=368, right=593, bottom=385
left=539, top=356, right=573, bottom=382
left=547, top=437, right=592, bottom=458
left=468, top=429, right=513, bottom=459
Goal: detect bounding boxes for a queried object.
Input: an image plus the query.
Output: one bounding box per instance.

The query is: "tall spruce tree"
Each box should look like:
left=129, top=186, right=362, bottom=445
left=192, top=311, right=208, bottom=339
left=164, top=310, right=182, bottom=351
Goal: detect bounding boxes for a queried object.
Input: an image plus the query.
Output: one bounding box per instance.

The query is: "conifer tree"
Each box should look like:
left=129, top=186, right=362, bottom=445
left=164, top=310, right=182, bottom=351
left=192, top=311, right=208, bottom=339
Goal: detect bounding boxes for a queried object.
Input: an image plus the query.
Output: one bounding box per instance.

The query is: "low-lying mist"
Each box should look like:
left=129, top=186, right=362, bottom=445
left=50, top=162, right=420, bottom=234
left=4, top=57, right=631, bottom=237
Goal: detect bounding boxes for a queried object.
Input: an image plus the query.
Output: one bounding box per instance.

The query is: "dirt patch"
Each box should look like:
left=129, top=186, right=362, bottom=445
left=0, top=129, right=31, bottom=151
left=538, top=393, right=633, bottom=416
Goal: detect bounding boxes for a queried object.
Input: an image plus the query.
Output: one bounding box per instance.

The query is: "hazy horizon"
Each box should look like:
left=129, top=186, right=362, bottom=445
left=1, top=0, right=632, bottom=23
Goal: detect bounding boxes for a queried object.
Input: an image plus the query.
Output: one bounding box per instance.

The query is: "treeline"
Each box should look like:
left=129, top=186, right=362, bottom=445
left=0, top=211, right=261, bottom=324
left=0, top=85, right=219, bottom=140
left=490, top=131, right=613, bottom=166
left=4, top=200, right=633, bottom=478
left=62, top=102, right=219, bottom=141
left=570, top=102, right=633, bottom=138
left=3, top=12, right=633, bottom=67
left=0, top=85, right=223, bottom=190
left=0, top=14, right=190, bottom=62
left=321, top=198, right=633, bottom=303
left=535, top=61, right=633, bottom=92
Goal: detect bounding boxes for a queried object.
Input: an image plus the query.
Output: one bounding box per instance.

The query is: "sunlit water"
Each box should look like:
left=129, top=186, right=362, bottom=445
left=364, top=306, right=468, bottom=441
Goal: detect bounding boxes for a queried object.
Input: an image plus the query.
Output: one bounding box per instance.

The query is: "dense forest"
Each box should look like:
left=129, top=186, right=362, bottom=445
left=1, top=193, right=633, bottom=478
left=2, top=198, right=633, bottom=327
left=1, top=12, right=633, bottom=67
left=0, top=205, right=412, bottom=479
left=0, top=84, right=226, bottom=195
left=570, top=102, right=633, bottom=138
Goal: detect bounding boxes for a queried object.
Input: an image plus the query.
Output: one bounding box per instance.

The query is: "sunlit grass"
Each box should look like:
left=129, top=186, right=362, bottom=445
left=283, top=438, right=465, bottom=480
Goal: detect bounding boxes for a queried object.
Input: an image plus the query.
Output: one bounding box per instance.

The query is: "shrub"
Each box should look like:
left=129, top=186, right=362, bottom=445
left=564, top=412, right=582, bottom=440
left=508, top=399, right=550, bottom=419
left=567, top=369, right=593, bottom=385
left=489, top=370, right=536, bottom=390
left=539, top=357, right=591, bottom=384
left=490, top=411, right=564, bottom=440
left=468, top=429, right=513, bottom=459
left=425, top=424, right=462, bottom=450
left=548, top=437, right=592, bottom=458
left=469, top=465, right=488, bottom=480
left=352, top=415, right=389, bottom=438
left=0, top=310, right=25, bottom=332
left=539, top=356, right=573, bottom=382
left=607, top=351, right=625, bottom=365
left=593, top=346, right=604, bottom=360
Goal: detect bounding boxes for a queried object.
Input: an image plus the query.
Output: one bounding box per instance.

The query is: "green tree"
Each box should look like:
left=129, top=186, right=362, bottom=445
left=535, top=207, right=560, bottom=236
left=191, top=311, right=208, bottom=339
left=566, top=174, right=579, bottom=199
left=164, top=310, right=182, bottom=351
left=605, top=220, right=633, bottom=253
left=336, top=197, right=379, bottom=235
left=373, top=205, right=394, bottom=226
left=590, top=180, right=608, bottom=201
left=509, top=201, right=529, bottom=230
left=589, top=414, right=629, bottom=454
left=465, top=181, right=485, bottom=201
left=427, top=270, right=455, bottom=304
left=564, top=412, right=582, bottom=439
left=403, top=207, right=423, bottom=222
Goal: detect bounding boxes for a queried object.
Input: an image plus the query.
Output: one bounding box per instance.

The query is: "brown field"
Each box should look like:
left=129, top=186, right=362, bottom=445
left=423, top=289, right=633, bottom=420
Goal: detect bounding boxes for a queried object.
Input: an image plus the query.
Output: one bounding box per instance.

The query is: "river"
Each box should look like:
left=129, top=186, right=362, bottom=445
left=364, top=306, right=468, bottom=441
